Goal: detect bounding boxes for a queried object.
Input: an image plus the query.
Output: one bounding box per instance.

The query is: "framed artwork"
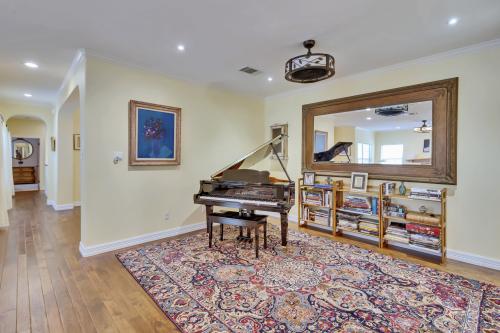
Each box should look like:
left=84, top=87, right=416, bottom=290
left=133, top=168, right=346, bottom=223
left=314, top=130, right=328, bottom=153
left=270, top=123, right=288, bottom=159
left=303, top=172, right=316, bottom=186
left=73, top=134, right=80, bottom=150
left=50, top=137, right=56, bottom=152
left=129, top=100, right=181, bottom=166
left=423, top=139, right=431, bottom=153
left=350, top=172, right=368, bottom=192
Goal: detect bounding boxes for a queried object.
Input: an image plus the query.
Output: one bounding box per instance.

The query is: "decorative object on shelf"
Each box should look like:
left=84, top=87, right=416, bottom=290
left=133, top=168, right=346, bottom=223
left=73, top=134, right=80, bottom=150
left=399, top=181, right=406, bottom=195
left=285, top=39, right=335, bottom=83
left=383, top=182, right=396, bottom=195
left=326, top=176, right=333, bottom=185
left=270, top=124, right=288, bottom=160
left=50, top=137, right=56, bottom=152
left=419, top=205, right=428, bottom=213
left=303, top=172, right=316, bottom=186
left=129, top=100, right=181, bottom=166
left=414, top=120, right=432, bottom=133
left=350, top=172, right=368, bottom=192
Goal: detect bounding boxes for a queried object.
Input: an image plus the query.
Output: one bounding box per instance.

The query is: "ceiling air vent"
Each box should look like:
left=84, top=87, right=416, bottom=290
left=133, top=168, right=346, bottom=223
left=374, top=104, right=409, bottom=117
left=239, top=66, right=260, bottom=75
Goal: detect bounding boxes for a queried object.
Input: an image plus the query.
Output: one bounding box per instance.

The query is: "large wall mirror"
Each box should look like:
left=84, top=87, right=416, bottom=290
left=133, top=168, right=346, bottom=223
left=12, top=138, right=34, bottom=160
left=302, top=78, right=457, bottom=184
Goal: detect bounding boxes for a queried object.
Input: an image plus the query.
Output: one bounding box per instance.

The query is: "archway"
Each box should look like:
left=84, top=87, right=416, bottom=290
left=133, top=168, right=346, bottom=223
left=55, top=87, right=81, bottom=209
left=6, top=115, right=48, bottom=192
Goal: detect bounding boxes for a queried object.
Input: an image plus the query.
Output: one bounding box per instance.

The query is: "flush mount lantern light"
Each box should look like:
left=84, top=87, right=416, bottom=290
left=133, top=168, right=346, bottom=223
left=374, top=104, right=409, bottom=117
left=285, top=40, right=335, bottom=83
left=414, top=120, right=432, bottom=133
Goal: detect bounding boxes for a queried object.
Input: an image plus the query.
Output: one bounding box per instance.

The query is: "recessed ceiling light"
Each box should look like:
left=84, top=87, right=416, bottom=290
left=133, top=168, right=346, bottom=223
left=267, top=77, right=273, bottom=82
left=366, top=117, right=372, bottom=120
left=177, top=44, right=185, bottom=51
left=24, top=61, right=38, bottom=69
left=448, top=17, right=459, bottom=26
left=396, top=126, right=401, bottom=129
left=365, top=108, right=371, bottom=111
left=24, top=93, right=32, bottom=98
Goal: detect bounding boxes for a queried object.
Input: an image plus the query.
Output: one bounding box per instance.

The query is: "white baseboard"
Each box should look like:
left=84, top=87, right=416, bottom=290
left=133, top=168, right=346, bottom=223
left=47, top=199, right=54, bottom=206
left=79, top=222, right=206, bottom=257
left=74, top=201, right=81, bottom=207
left=53, top=203, right=74, bottom=211
left=447, top=249, right=500, bottom=271
left=14, top=184, right=39, bottom=191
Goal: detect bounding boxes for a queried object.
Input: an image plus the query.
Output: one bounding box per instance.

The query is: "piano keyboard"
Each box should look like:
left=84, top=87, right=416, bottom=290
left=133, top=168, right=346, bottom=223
left=198, top=195, right=279, bottom=206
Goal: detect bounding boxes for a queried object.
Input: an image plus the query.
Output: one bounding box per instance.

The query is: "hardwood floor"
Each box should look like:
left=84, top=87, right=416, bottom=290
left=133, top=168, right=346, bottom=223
left=0, top=191, right=498, bottom=332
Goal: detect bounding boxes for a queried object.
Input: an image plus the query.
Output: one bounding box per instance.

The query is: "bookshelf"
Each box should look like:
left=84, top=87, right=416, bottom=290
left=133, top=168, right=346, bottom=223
left=298, top=177, right=447, bottom=263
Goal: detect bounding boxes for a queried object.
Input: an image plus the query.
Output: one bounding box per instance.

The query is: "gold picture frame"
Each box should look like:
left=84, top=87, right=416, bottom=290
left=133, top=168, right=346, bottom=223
left=73, top=134, right=80, bottom=150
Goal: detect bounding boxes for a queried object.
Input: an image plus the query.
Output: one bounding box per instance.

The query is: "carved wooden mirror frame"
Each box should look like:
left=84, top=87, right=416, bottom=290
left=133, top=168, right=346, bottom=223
left=302, top=78, right=458, bottom=184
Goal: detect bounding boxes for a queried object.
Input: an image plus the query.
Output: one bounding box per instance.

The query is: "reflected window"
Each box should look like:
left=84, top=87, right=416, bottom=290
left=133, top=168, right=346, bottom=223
left=357, top=143, right=372, bottom=164
left=380, top=144, right=404, bottom=164
left=314, top=131, right=328, bottom=153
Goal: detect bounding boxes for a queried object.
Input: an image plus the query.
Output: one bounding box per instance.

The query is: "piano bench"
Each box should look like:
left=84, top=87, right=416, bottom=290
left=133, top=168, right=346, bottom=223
left=207, top=211, right=267, bottom=258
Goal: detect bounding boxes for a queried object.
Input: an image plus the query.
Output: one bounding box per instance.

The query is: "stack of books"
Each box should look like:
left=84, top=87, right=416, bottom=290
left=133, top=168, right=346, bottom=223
left=407, top=223, right=441, bottom=250
left=301, top=190, right=332, bottom=206
left=302, top=191, right=323, bottom=205
left=409, top=188, right=442, bottom=201
left=342, top=196, right=372, bottom=214
left=336, top=212, right=358, bottom=231
left=409, top=234, right=441, bottom=250
left=384, top=222, right=410, bottom=243
left=302, top=206, right=331, bottom=226
left=358, top=217, right=379, bottom=236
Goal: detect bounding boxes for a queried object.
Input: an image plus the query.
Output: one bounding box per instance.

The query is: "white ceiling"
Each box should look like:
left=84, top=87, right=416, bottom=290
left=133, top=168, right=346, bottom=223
left=1, top=0, right=500, bottom=106
left=316, top=101, right=432, bottom=131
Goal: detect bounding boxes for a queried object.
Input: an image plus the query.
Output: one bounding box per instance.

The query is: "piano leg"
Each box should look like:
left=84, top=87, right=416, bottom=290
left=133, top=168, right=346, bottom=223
left=280, top=212, right=288, bottom=246
left=205, top=205, right=213, bottom=233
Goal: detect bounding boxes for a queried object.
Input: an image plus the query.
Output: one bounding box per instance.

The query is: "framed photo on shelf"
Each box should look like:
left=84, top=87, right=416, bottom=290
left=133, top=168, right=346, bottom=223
left=73, top=134, right=80, bottom=150
left=129, top=100, right=181, bottom=166
left=303, top=172, right=316, bottom=186
left=350, top=172, right=368, bottom=192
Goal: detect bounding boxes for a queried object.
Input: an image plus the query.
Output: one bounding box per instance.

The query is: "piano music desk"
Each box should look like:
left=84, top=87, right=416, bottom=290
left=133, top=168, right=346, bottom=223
left=208, top=211, right=267, bottom=258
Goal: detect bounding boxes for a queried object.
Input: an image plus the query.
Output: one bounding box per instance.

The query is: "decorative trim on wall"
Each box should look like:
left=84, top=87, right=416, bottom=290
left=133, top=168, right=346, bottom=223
left=447, top=249, right=500, bottom=271
left=74, top=201, right=81, bottom=207
left=79, top=222, right=206, bottom=257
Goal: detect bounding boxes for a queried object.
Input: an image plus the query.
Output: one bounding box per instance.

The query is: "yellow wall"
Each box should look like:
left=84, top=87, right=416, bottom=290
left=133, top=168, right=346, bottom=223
left=81, top=56, right=264, bottom=246
left=73, top=109, right=80, bottom=203
left=265, top=45, right=500, bottom=261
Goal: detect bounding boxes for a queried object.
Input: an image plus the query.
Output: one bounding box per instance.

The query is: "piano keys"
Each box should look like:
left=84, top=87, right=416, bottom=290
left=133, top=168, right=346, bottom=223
left=193, top=134, right=295, bottom=246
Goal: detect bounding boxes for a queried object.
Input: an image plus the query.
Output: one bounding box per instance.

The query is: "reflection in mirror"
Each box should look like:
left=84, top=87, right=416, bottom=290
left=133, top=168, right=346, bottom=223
left=313, top=101, right=432, bottom=165
left=12, top=139, right=34, bottom=160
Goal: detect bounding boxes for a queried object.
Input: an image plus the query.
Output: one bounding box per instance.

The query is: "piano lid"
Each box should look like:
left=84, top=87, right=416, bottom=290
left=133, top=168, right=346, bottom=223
left=211, top=134, right=287, bottom=179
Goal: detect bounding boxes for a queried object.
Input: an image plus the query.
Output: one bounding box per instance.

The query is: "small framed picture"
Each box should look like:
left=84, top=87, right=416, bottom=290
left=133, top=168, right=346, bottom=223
left=350, top=172, right=368, bottom=192
left=50, top=137, right=56, bottom=152
left=303, top=172, right=316, bottom=186
left=73, top=134, right=80, bottom=150
left=423, top=139, right=431, bottom=153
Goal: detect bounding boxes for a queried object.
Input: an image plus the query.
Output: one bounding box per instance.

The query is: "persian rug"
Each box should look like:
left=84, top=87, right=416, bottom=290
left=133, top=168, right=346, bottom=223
left=116, top=225, right=499, bottom=333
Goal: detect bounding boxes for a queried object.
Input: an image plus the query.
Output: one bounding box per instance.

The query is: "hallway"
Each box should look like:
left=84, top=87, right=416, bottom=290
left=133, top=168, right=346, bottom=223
left=0, top=192, right=175, bottom=332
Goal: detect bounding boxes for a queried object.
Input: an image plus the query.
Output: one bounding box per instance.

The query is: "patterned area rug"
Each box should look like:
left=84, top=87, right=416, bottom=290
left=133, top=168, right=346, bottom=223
left=116, top=225, right=499, bottom=332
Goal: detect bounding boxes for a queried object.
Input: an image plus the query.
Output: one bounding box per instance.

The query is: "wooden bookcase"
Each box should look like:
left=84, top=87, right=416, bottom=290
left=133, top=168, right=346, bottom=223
left=298, top=177, right=447, bottom=263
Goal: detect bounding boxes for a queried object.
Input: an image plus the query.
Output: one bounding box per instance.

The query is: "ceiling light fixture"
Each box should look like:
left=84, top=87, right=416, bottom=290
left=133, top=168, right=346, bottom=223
left=24, top=62, right=38, bottom=69
left=448, top=17, right=459, bottom=26
left=285, top=40, right=335, bottom=83
left=366, top=117, right=372, bottom=120
left=24, top=93, right=32, bottom=98
left=177, top=44, right=185, bottom=51
left=267, top=77, right=273, bottom=82
left=414, top=120, right=432, bottom=133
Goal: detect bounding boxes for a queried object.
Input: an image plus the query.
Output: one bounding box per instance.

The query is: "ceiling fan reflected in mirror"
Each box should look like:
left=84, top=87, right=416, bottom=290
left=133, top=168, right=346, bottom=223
left=414, top=120, right=432, bottom=133
left=285, top=40, right=335, bottom=83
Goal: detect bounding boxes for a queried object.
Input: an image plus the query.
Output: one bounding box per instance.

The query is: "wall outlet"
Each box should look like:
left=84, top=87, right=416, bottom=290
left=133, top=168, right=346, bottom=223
left=164, top=212, right=170, bottom=221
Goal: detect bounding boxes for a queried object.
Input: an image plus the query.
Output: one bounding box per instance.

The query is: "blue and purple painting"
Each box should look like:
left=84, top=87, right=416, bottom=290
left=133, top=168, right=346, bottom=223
left=137, top=108, right=176, bottom=159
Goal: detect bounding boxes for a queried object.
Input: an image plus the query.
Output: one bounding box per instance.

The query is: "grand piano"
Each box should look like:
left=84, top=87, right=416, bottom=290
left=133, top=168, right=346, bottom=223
left=194, top=134, right=295, bottom=246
